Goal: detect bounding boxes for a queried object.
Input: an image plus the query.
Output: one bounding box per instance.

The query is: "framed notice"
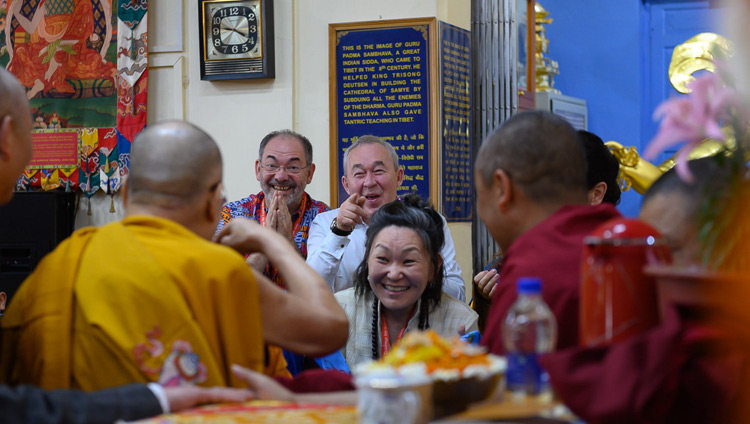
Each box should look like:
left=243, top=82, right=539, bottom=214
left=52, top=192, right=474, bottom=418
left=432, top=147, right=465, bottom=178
left=439, top=22, right=472, bottom=222
left=329, top=18, right=438, bottom=206
left=27, top=130, right=80, bottom=169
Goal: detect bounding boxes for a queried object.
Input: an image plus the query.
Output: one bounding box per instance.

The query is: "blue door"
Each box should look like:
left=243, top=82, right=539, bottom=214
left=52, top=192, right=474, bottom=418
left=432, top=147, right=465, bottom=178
left=642, top=0, right=726, bottom=165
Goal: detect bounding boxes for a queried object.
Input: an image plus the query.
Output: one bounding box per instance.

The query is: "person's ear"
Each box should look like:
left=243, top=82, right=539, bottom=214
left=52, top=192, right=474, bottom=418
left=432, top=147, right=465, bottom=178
left=395, top=166, right=404, bottom=187
left=0, top=115, right=14, bottom=163
left=587, top=182, right=607, bottom=206
left=305, top=163, right=316, bottom=184
left=341, top=174, right=351, bottom=195
left=254, top=159, right=262, bottom=181
left=204, top=186, right=222, bottom=224
left=0, top=291, right=7, bottom=312
left=495, top=169, right=513, bottom=212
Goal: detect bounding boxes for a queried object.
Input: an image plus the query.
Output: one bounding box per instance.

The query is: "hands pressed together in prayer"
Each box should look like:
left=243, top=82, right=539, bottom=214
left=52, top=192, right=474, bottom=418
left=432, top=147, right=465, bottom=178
left=226, top=192, right=295, bottom=271
left=335, top=193, right=369, bottom=231
left=266, top=191, right=294, bottom=240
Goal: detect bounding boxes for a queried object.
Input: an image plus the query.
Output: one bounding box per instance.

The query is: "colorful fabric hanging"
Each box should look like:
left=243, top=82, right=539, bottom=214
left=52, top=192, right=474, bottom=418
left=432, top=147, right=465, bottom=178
left=117, top=13, right=148, bottom=88
left=118, top=0, right=148, bottom=28
left=3, top=0, right=148, bottom=195
left=40, top=169, right=60, bottom=191
left=59, top=167, right=79, bottom=191
left=117, top=69, right=148, bottom=143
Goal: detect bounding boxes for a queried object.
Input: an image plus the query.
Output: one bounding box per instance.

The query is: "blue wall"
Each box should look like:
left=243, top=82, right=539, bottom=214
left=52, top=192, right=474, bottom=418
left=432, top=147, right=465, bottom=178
left=540, top=1, right=646, bottom=217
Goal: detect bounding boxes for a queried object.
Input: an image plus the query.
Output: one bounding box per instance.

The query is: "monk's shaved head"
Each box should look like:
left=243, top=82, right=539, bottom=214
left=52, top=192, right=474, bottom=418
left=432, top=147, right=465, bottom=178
left=0, top=69, right=29, bottom=129
left=0, top=68, right=32, bottom=205
left=128, top=121, right=222, bottom=207
left=476, top=111, right=587, bottom=204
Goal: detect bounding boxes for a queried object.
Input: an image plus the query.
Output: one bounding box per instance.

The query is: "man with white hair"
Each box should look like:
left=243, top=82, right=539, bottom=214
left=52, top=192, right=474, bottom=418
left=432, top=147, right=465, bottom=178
left=307, top=135, right=466, bottom=301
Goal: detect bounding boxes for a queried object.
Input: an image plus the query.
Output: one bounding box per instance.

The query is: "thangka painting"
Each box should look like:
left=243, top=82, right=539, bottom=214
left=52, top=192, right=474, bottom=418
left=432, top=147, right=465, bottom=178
left=0, top=0, right=147, bottom=199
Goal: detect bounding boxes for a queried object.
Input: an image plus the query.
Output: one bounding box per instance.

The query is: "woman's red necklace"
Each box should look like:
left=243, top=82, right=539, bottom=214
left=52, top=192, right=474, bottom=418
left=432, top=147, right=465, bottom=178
left=380, top=304, right=417, bottom=357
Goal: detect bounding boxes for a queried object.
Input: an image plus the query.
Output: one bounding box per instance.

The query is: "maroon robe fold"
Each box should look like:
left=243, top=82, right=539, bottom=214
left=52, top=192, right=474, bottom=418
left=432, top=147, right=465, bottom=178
left=481, top=204, right=621, bottom=354
left=539, top=305, right=750, bottom=424
left=275, top=369, right=355, bottom=393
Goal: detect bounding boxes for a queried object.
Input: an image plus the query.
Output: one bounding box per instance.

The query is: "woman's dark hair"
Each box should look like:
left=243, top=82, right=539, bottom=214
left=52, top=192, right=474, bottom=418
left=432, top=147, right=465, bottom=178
left=352, top=194, right=445, bottom=360
left=578, top=130, right=621, bottom=205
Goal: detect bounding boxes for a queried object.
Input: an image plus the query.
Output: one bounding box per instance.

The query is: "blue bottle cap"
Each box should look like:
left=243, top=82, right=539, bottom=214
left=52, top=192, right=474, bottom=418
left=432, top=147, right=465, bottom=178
left=517, top=277, right=542, bottom=294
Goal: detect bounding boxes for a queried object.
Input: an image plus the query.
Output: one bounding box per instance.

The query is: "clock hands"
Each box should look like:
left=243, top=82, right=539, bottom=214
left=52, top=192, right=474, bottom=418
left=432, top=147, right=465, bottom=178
left=220, top=16, right=250, bottom=45
left=227, top=27, right=249, bottom=37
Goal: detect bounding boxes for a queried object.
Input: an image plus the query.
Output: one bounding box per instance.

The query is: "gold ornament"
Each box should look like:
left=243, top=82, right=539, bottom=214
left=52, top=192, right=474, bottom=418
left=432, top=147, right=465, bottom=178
left=605, top=141, right=663, bottom=194
left=669, top=32, right=732, bottom=94
left=534, top=2, right=560, bottom=94
left=607, top=33, right=737, bottom=194
left=605, top=133, right=735, bottom=194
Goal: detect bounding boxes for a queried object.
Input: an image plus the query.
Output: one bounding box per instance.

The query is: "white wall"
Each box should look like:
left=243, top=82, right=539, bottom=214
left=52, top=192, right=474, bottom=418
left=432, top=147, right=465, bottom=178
left=184, top=0, right=295, bottom=202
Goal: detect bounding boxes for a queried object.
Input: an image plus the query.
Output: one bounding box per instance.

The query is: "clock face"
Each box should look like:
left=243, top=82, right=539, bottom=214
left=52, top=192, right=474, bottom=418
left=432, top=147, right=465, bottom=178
left=203, top=0, right=262, bottom=60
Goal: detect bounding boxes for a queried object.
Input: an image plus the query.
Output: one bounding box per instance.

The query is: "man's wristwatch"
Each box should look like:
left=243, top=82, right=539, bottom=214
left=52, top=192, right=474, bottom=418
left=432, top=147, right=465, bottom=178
left=330, top=218, right=353, bottom=236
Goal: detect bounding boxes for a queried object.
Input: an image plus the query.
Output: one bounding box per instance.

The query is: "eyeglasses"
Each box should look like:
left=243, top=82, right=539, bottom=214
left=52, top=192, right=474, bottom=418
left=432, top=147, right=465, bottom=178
left=260, top=163, right=310, bottom=175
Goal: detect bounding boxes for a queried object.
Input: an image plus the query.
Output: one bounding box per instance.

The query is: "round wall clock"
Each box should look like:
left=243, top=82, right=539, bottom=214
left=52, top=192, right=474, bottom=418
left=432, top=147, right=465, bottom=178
left=199, top=0, right=275, bottom=80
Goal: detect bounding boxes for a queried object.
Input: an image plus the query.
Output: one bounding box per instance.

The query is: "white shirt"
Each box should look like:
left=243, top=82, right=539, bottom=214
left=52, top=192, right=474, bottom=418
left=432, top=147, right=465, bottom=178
left=146, top=383, right=170, bottom=413
left=307, top=208, right=466, bottom=301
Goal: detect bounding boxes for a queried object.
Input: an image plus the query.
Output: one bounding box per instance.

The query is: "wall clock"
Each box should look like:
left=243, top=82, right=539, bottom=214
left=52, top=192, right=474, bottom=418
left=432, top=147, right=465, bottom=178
left=199, top=0, right=275, bottom=80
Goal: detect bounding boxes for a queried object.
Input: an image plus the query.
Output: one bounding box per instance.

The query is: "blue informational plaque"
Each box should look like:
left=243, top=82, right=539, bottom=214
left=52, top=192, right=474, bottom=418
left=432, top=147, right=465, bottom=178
left=439, top=22, right=472, bottom=222
left=330, top=19, right=436, bottom=206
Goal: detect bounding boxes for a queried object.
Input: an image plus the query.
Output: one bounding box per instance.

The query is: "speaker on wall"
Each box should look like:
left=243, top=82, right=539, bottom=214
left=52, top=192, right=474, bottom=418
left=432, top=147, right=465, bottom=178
left=0, top=191, right=76, bottom=301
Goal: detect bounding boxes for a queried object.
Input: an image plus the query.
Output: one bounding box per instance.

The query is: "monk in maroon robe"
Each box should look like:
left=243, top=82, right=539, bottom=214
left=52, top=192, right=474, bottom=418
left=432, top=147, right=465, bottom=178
left=473, top=111, right=620, bottom=353
left=540, top=158, right=750, bottom=423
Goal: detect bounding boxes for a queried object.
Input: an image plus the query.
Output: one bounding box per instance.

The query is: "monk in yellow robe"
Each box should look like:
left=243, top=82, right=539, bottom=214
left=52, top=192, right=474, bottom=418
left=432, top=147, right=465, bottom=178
left=0, top=121, right=349, bottom=391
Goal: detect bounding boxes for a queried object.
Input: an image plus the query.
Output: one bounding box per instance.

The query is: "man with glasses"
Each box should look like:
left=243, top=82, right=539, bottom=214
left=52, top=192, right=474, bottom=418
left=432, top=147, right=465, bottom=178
left=217, top=130, right=329, bottom=289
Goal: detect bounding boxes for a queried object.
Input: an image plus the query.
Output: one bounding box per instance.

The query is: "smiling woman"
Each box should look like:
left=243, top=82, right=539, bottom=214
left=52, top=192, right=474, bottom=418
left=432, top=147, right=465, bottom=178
left=333, top=194, right=478, bottom=369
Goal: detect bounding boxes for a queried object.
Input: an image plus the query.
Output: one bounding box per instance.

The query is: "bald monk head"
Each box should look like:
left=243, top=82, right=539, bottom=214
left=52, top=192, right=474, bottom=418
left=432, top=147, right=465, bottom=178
left=640, top=157, right=733, bottom=266
left=124, top=121, right=225, bottom=240
left=474, top=110, right=589, bottom=250
left=0, top=68, right=33, bottom=205
left=0, top=68, right=32, bottom=314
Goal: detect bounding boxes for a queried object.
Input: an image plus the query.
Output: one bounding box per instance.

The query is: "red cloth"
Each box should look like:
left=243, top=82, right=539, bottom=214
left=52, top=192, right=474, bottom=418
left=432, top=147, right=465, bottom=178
left=117, top=70, right=148, bottom=143
left=481, top=204, right=621, bottom=354
left=539, top=305, right=750, bottom=424
left=275, top=369, right=355, bottom=393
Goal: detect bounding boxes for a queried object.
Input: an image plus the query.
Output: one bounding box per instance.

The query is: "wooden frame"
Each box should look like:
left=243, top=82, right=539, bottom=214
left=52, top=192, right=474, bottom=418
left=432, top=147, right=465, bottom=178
left=518, top=0, right=536, bottom=111
left=328, top=18, right=439, bottom=207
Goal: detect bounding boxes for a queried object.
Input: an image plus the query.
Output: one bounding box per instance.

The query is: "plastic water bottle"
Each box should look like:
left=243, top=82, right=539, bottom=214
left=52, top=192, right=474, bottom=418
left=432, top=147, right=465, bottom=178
left=502, top=277, right=557, bottom=399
